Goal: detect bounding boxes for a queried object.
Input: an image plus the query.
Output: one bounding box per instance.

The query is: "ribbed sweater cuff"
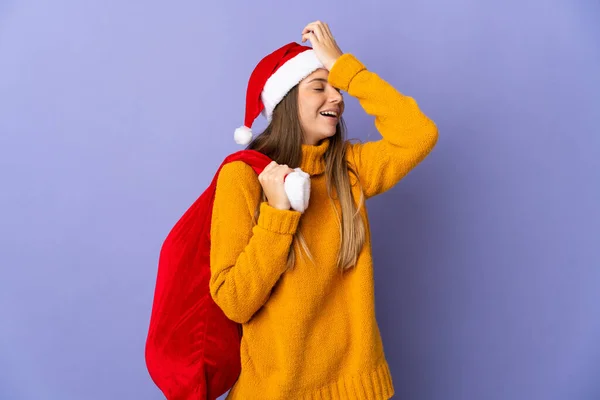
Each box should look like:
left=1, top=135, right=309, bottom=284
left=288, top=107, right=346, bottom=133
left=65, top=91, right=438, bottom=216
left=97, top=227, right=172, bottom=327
left=257, top=202, right=301, bottom=234
left=328, top=53, right=366, bottom=92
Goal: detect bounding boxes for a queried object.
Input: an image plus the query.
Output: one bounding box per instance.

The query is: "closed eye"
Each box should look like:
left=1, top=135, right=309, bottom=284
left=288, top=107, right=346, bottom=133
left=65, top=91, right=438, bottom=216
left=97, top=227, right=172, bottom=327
left=313, top=87, right=341, bottom=93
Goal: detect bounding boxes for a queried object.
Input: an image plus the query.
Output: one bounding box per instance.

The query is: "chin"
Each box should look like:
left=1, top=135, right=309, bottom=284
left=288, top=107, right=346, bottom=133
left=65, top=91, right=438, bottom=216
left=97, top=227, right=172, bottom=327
left=324, top=129, right=337, bottom=138
left=305, top=126, right=338, bottom=145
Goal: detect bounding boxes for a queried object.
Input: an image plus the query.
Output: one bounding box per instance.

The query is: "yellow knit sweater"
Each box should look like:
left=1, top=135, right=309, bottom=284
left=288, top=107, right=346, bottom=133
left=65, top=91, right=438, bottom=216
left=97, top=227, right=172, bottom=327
left=209, top=53, right=438, bottom=400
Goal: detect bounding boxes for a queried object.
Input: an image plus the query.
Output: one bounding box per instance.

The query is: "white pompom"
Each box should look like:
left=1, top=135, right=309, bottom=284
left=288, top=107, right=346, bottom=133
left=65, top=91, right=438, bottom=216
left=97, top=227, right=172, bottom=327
left=284, top=168, right=311, bottom=213
left=234, top=125, right=253, bottom=145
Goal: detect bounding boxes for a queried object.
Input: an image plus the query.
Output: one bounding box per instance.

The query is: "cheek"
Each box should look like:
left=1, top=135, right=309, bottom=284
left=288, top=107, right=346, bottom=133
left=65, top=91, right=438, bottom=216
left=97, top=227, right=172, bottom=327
left=300, top=99, right=321, bottom=121
left=298, top=103, right=309, bottom=124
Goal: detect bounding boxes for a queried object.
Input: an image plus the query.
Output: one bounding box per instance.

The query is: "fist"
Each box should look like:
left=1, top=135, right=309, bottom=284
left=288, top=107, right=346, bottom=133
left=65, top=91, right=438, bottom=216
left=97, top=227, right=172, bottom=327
left=258, top=161, right=295, bottom=210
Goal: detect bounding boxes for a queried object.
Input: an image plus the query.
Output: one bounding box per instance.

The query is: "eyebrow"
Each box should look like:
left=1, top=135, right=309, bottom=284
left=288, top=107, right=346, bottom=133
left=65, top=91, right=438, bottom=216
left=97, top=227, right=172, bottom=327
left=307, top=78, right=328, bottom=84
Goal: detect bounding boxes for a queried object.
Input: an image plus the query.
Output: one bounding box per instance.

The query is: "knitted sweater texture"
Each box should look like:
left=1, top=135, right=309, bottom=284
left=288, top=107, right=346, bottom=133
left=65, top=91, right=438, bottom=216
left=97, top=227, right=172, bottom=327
left=209, top=53, right=438, bottom=399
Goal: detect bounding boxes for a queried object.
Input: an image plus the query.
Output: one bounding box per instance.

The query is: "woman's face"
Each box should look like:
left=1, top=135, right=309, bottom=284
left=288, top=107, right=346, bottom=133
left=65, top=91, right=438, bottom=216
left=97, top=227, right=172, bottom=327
left=297, top=68, right=344, bottom=145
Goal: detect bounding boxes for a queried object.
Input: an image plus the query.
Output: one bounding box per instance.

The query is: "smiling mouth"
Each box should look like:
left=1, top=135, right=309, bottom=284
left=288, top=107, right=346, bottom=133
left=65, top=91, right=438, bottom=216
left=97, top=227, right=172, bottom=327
left=319, top=111, right=339, bottom=119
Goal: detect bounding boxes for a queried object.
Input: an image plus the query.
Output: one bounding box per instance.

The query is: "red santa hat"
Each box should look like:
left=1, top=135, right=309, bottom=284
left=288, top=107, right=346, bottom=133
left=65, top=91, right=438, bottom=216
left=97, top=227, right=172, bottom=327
left=234, top=42, right=325, bottom=145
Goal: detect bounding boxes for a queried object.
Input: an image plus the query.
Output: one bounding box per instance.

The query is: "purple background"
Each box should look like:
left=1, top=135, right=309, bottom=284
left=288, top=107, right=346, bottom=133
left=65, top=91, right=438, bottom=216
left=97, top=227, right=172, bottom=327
left=1, top=1, right=599, bottom=399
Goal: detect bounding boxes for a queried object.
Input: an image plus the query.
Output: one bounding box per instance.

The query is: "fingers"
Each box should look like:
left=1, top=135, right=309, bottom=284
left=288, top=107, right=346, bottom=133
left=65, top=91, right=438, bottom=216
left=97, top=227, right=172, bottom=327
left=264, top=160, right=277, bottom=171
left=259, top=161, right=276, bottom=181
left=301, top=21, right=319, bottom=36
left=260, top=162, right=293, bottom=181
left=273, top=164, right=290, bottom=176
left=302, top=21, right=327, bottom=42
left=313, top=24, right=326, bottom=42
left=322, top=22, right=333, bottom=39
left=278, top=166, right=293, bottom=182
left=301, top=30, right=317, bottom=44
left=278, top=165, right=295, bottom=178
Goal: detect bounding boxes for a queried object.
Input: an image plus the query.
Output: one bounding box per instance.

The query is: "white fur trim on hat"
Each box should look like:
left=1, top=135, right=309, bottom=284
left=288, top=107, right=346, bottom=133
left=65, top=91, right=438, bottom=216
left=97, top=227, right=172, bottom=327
left=234, top=125, right=253, bottom=145
left=261, top=50, right=324, bottom=122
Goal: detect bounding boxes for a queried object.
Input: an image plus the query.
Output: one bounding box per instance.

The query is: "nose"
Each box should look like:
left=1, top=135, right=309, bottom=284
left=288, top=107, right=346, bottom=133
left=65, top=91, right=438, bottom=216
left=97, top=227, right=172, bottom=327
left=329, top=88, right=343, bottom=104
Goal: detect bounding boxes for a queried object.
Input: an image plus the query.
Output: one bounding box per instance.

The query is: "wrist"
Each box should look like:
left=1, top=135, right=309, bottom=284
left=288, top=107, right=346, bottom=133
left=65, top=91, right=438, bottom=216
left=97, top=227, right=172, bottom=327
left=269, top=201, right=291, bottom=211
left=325, top=54, right=342, bottom=71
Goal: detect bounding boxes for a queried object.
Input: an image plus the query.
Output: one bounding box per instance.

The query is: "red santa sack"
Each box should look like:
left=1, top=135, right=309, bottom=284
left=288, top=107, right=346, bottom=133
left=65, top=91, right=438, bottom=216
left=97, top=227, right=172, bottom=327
left=145, top=149, right=273, bottom=400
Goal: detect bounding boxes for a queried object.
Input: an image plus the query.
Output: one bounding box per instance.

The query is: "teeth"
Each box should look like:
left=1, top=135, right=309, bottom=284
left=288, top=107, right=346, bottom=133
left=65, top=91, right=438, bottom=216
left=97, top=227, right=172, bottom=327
left=320, top=111, right=337, bottom=117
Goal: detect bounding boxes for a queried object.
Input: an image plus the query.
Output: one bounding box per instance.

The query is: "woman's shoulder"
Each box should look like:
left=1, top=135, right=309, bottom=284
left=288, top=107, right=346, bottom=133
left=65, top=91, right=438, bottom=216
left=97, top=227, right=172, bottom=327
left=343, top=138, right=362, bottom=166
left=215, top=160, right=262, bottom=198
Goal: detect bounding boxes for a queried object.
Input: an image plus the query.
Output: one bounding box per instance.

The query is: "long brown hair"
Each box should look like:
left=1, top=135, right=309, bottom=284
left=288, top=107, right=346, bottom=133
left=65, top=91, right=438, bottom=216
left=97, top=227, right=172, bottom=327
left=247, top=84, right=366, bottom=272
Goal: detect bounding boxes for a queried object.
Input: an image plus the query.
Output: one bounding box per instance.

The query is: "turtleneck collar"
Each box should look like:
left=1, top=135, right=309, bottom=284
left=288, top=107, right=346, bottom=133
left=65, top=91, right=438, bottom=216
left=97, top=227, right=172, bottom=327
left=300, top=139, right=329, bottom=176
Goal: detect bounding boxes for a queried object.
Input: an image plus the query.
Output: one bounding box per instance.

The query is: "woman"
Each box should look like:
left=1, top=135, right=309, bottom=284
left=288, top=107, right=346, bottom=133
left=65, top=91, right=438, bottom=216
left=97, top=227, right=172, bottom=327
left=210, top=21, right=438, bottom=399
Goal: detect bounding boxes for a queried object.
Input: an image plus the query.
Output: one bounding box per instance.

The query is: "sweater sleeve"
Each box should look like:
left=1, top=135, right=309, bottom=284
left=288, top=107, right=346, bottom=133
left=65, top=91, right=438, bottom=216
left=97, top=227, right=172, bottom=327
left=328, top=53, right=439, bottom=199
left=209, top=161, right=301, bottom=324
